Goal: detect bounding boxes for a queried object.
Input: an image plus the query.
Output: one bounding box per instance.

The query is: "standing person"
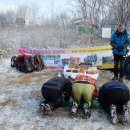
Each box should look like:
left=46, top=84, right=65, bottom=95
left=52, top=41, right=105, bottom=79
left=70, top=75, right=98, bottom=119
left=39, top=75, right=72, bottom=115
left=98, top=82, right=129, bottom=125
left=110, top=24, right=130, bottom=82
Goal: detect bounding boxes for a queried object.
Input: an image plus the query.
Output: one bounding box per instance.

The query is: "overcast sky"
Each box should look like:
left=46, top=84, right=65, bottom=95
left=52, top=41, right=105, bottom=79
left=0, top=0, right=73, bottom=17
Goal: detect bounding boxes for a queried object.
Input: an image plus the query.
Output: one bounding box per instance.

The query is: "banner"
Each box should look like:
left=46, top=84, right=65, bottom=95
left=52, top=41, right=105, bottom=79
left=41, top=55, right=63, bottom=69
left=18, top=46, right=115, bottom=69
left=18, top=46, right=112, bottom=55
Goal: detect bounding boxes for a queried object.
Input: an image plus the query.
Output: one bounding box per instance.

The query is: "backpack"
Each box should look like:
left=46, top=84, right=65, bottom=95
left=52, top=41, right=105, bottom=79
left=11, top=54, right=44, bottom=73
left=11, top=55, right=34, bottom=73
left=24, top=55, right=35, bottom=73
left=33, top=55, right=44, bottom=71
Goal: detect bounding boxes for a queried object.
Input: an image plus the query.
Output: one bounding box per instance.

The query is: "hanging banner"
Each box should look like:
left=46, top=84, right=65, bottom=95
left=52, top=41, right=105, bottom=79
left=41, top=55, right=63, bottom=69
left=18, top=46, right=112, bottom=55
left=18, top=46, right=115, bottom=69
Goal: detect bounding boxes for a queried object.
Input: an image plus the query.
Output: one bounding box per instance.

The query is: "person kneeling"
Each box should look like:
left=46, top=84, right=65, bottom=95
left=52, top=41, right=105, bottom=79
left=70, top=75, right=98, bottom=119
left=39, top=75, right=72, bottom=116
left=98, top=81, right=130, bottom=125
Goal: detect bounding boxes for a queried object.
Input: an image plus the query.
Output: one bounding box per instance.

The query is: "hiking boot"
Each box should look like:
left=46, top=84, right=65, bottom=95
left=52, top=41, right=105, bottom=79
left=44, top=103, right=53, bottom=116
left=112, top=76, right=118, bottom=81
left=70, top=102, right=78, bottom=118
left=119, top=77, right=123, bottom=82
left=82, top=103, right=91, bottom=119
left=110, top=104, right=118, bottom=125
left=122, top=105, right=129, bottom=125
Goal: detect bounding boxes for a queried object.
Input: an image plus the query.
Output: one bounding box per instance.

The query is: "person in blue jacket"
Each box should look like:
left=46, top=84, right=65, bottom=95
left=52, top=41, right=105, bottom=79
left=110, top=24, right=130, bottom=82
left=98, top=82, right=129, bottom=125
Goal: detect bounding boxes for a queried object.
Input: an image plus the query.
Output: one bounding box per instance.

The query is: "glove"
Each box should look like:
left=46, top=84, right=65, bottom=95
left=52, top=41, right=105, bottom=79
left=117, top=46, right=124, bottom=52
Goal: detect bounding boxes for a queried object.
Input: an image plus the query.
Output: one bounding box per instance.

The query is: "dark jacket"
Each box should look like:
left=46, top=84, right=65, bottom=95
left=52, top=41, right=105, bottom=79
left=99, top=81, right=129, bottom=92
left=42, top=76, right=72, bottom=101
left=98, top=82, right=130, bottom=103
left=98, top=82, right=130, bottom=110
left=110, top=30, right=130, bottom=55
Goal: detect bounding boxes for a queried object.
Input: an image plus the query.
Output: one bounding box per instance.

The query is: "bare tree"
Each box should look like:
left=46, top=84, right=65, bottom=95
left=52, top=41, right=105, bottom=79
left=68, top=0, right=107, bottom=24
left=16, top=5, right=28, bottom=21
left=107, top=0, right=130, bottom=25
left=0, top=13, right=7, bottom=29
left=6, top=10, right=15, bottom=28
left=15, top=18, right=25, bottom=27
left=27, top=3, right=39, bottom=26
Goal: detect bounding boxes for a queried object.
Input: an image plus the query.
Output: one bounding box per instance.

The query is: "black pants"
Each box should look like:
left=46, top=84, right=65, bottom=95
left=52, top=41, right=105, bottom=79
left=41, top=87, right=63, bottom=109
left=100, top=89, right=129, bottom=112
left=114, top=54, right=125, bottom=78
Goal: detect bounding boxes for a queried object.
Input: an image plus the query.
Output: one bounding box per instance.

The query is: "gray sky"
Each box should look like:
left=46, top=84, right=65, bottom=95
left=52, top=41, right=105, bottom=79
left=0, top=0, right=73, bottom=17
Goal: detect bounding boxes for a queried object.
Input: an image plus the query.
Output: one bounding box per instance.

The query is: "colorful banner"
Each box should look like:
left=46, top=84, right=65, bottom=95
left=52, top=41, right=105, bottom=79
left=18, top=48, right=66, bottom=55
left=18, top=46, right=116, bottom=69
left=41, top=55, right=63, bottom=69
left=18, top=46, right=112, bottom=55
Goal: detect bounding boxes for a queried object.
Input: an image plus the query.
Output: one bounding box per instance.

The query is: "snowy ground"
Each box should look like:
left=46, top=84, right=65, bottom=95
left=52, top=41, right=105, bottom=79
left=0, top=59, right=130, bottom=130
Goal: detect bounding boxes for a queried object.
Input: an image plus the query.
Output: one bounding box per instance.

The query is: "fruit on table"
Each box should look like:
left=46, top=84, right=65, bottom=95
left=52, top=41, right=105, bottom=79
left=79, top=67, right=85, bottom=73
